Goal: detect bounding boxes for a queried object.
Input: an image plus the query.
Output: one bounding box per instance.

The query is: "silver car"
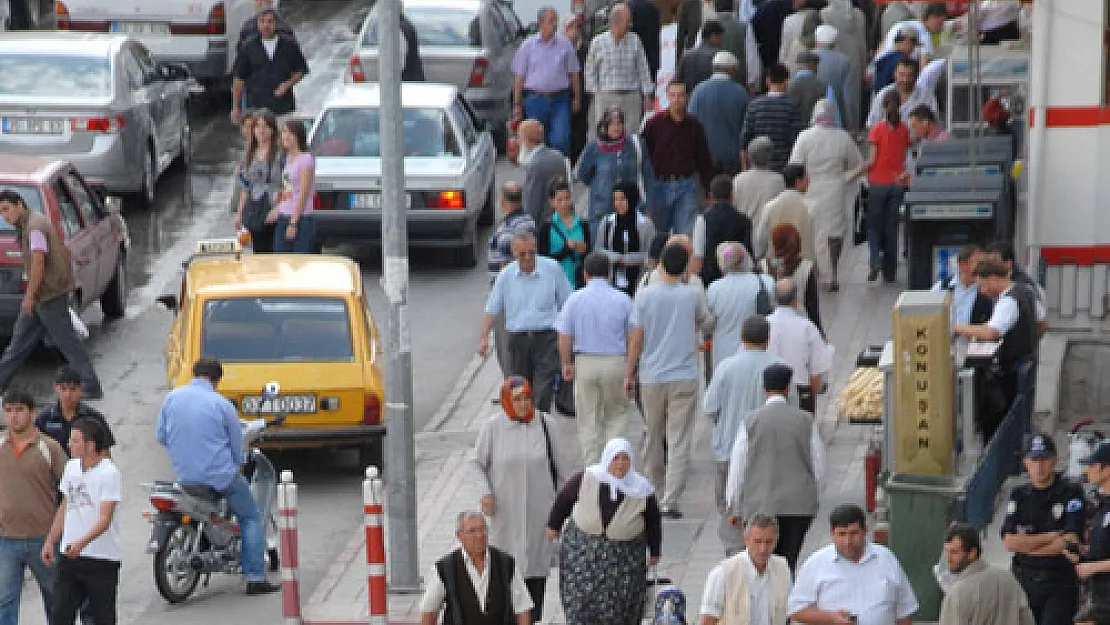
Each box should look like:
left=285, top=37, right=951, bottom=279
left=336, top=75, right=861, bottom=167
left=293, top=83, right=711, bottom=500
left=350, top=0, right=525, bottom=147
left=310, top=83, right=497, bottom=267
left=0, top=32, right=191, bottom=207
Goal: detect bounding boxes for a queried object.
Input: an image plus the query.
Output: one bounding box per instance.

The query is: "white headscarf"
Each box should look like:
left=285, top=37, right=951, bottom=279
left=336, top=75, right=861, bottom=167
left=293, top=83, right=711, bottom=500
left=811, top=98, right=836, bottom=127
left=585, top=438, right=655, bottom=501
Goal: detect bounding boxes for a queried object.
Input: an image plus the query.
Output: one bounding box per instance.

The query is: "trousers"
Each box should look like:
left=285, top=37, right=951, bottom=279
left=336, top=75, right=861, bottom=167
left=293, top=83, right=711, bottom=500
left=0, top=294, right=100, bottom=393
left=714, top=461, right=744, bottom=556
left=775, top=515, right=813, bottom=573
left=523, top=91, right=571, bottom=155
left=0, top=536, right=54, bottom=625
left=573, top=353, right=629, bottom=464
left=639, top=378, right=698, bottom=508
left=866, top=184, right=903, bottom=281
left=507, top=330, right=560, bottom=414
left=1014, top=565, right=1077, bottom=625
left=50, top=556, right=119, bottom=625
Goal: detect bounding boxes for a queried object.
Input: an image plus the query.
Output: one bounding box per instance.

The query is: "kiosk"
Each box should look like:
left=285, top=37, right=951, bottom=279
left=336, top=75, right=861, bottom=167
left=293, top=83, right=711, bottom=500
left=904, top=182, right=1006, bottom=289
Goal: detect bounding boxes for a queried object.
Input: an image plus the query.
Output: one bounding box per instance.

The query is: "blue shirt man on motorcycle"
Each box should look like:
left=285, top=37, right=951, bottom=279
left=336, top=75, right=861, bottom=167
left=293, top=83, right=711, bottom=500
left=156, top=357, right=281, bottom=595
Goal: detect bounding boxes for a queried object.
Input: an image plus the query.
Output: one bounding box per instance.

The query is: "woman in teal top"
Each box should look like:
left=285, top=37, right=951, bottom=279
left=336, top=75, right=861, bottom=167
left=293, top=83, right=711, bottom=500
left=537, top=178, right=591, bottom=288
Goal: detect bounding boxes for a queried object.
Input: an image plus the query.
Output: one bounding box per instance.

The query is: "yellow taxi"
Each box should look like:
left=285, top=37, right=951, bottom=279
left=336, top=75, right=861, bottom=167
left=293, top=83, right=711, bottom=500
left=158, top=239, right=385, bottom=465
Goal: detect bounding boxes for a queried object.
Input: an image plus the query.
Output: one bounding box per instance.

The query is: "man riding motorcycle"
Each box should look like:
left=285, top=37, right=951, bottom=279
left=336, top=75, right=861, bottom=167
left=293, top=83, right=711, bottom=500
left=156, top=357, right=280, bottom=595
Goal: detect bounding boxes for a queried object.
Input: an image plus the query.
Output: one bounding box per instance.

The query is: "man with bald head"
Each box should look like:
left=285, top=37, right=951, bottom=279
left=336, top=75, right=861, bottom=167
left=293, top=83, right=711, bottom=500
left=583, top=3, right=654, bottom=137
left=765, top=278, right=829, bottom=414
left=518, top=119, right=573, bottom=225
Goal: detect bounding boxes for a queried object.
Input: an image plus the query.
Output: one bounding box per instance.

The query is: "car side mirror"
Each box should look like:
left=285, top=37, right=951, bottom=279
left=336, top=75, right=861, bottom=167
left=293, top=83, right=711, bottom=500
left=157, top=62, right=190, bottom=82
left=156, top=294, right=179, bottom=312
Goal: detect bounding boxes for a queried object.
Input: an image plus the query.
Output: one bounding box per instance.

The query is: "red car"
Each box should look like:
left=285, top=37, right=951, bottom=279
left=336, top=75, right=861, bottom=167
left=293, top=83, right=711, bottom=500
left=0, top=156, right=129, bottom=335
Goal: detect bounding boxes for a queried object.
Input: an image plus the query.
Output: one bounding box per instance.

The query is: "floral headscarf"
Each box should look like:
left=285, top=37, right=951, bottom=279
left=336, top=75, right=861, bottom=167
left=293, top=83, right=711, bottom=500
left=499, top=376, right=534, bottom=423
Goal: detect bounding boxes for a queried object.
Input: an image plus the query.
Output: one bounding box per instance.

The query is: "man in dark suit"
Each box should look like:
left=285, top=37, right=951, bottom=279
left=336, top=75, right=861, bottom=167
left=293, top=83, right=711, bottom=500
left=628, top=0, right=663, bottom=81
left=725, top=363, right=823, bottom=572
left=675, top=20, right=724, bottom=95
left=518, top=119, right=572, bottom=225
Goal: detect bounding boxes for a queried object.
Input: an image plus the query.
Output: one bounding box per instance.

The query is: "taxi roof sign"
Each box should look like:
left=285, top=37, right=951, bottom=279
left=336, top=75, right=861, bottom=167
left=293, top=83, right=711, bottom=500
left=194, top=239, right=241, bottom=255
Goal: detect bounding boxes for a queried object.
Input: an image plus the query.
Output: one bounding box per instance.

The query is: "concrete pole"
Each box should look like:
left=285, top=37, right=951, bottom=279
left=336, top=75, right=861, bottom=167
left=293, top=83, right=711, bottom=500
left=378, top=0, right=420, bottom=592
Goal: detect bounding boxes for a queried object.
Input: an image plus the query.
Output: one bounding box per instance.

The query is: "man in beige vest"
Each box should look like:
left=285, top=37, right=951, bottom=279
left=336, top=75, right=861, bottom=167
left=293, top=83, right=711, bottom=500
left=699, top=514, right=792, bottom=625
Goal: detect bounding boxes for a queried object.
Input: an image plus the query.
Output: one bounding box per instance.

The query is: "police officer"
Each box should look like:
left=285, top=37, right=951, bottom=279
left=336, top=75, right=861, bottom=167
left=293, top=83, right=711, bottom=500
left=1002, top=432, right=1086, bottom=625
left=1074, top=441, right=1110, bottom=605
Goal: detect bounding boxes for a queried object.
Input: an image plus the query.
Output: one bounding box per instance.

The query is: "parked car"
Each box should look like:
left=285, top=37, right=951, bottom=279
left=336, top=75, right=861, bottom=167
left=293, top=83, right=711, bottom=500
left=0, top=157, right=130, bottom=336
left=350, top=0, right=525, bottom=147
left=55, top=0, right=263, bottom=92
left=0, top=32, right=191, bottom=207
left=158, top=239, right=386, bottom=467
left=309, top=83, right=497, bottom=267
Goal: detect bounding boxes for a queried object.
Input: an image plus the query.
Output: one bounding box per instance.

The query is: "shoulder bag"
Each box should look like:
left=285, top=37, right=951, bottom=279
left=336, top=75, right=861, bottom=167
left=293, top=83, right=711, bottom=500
left=538, top=414, right=559, bottom=490
left=242, top=157, right=277, bottom=232
left=753, top=268, right=773, bottom=315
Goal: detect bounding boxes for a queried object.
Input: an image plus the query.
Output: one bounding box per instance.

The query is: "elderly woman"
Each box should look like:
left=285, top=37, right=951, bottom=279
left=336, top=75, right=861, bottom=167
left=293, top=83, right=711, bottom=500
left=547, top=437, right=662, bottom=625
left=706, top=242, right=774, bottom=369
left=472, top=376, right=570, bottom=623
left=788, top=98, right=863, bottom=291
left=575, top=107, right=653, bottom=237
left=595, top=181, right=657, bottom=295
left=764, top=223, right=824, bottom=337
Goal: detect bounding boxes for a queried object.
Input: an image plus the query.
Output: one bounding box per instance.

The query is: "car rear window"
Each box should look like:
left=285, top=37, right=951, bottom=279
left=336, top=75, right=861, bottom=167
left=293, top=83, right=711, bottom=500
left=0, top=55, right=111, bottom=99
left=0, top=185, right=46, bottom=232
left=311, top=107, right=462, bottom=157
left=201, top=297, right=355, bottom=362
left=363, top=8, right=482, bottom=47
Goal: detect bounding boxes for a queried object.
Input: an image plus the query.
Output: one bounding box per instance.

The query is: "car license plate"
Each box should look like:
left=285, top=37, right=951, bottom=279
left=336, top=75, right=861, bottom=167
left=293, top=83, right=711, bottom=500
left=351, top=192, right=411, bottom=210
left=1, top=117, right=66, bottom=136
left=241, top=394, right=317, bottom=414
left=111, top=21, right=170, bottom=36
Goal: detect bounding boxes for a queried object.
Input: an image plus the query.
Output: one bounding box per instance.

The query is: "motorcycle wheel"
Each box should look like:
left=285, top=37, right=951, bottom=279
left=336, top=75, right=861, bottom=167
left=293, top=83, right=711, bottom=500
left=153, top=521, right=202, bottom=603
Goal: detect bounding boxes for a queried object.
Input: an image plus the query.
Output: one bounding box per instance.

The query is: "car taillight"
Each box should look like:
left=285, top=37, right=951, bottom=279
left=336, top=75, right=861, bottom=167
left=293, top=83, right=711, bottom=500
left=55, top=1, right=69, bottom=28
left=425, top=190, right=465, bottom=210
left=208, top=2, right=226, bottom=34
left=350, top=55, right=366, bottom=82
left=72, top=116, right=125, bottom=133
left=467, top=57, right=489, bottom=88
left=363, top=393, right=381, bottom=425
left=149, top=495, right=177, bottom=512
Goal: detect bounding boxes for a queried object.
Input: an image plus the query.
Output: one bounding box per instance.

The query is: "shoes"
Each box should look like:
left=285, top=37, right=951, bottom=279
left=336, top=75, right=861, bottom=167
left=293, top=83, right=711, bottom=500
left=246, top=580, right=281, bottom=595
left=660, top=506, right=683, bottom=519
left=866, top=268, right=879, bottom=282
left=83, top=386, right=104, bottom=400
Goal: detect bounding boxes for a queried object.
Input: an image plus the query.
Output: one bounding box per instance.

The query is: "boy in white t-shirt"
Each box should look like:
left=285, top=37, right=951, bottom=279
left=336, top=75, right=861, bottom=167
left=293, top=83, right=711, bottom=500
left=42, top=417, right=122, bottom=625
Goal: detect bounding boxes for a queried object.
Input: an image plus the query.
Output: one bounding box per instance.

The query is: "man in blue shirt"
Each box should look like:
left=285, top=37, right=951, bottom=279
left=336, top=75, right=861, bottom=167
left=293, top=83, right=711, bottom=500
left=156, top=358, right=279, bottom=595
left=689, top=51, right=749, bottom=177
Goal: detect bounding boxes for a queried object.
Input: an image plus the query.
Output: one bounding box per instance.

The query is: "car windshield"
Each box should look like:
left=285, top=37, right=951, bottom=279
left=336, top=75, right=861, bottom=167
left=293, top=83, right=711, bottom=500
left=0, top=55, right=111, bottom=98
left=0, top=185, right=46, bottom=232
left=311, top=107, right=462, bottom=157
left=201, top=297, right=355, bottom=362
left=363, top=8, right=482, bottom=47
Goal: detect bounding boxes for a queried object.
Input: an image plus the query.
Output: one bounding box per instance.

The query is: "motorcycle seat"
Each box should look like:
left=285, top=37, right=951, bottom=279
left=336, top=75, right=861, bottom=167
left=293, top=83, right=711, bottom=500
left=181, top=483, right=223, bottom=502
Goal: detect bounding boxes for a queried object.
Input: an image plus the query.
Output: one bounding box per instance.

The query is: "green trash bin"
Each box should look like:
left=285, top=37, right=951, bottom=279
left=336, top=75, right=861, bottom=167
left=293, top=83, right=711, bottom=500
left=885, top=473, right=965, bottom=622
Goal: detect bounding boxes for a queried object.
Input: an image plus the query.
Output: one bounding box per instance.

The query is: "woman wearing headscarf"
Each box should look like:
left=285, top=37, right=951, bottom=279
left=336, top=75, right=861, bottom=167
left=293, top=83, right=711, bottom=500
left=788, top=98, right=863, bottom=291
left=575, top=107, right=653, bottom=238
left=706, top=242, right=774, bottom=369
left=596, top=181, right=657, bottom=296
left=547, top=437, right=662, bottom=625
left=764, top=223, right=825, bottom=337
left=471, top=376, right=571, bottom=623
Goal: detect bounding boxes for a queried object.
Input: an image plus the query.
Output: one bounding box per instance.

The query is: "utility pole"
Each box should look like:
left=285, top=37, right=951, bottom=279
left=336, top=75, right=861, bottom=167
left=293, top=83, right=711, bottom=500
left=378, top=0, right=420, bottom=593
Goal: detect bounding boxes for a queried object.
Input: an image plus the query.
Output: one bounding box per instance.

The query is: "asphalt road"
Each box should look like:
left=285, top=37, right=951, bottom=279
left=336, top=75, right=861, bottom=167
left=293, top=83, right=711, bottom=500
left=16, top=0, right=510, bottom=621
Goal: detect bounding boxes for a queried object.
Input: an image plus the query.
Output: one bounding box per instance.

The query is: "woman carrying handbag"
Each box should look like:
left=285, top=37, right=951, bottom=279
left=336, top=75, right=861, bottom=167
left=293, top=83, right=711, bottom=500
left=234, top=110, right=282, bottom=252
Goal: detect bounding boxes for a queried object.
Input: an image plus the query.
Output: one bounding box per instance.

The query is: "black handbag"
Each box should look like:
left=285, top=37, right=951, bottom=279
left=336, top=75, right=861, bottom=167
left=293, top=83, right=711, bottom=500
left=242, top=156, right=278, bottom=232
left=552, top=373, right=575, bottom=418
left=753, top=270, right=773, bottom=315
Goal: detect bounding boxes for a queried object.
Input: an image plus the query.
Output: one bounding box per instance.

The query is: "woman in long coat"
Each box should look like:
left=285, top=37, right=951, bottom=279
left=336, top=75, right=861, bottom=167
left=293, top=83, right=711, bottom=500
left=471, top=376, right=571, bottom=622
left=788, top=98, right=863, bottom=291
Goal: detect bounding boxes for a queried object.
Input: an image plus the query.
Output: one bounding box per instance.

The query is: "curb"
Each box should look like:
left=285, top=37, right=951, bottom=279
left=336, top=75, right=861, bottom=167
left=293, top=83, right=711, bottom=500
left=425, top=349, right=490, bottom=432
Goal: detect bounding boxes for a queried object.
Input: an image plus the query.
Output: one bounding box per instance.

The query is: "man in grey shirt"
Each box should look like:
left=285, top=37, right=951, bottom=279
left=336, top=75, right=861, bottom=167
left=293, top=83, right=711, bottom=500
left=626, top=243, right=710, bottom=518
left=519, top=119, right=573, bottom=225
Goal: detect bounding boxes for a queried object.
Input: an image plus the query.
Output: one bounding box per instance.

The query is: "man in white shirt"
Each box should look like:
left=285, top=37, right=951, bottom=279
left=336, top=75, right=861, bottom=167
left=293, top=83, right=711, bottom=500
left=930, top=243, right=993, bottom=327
left=766, top=279, right=830, bottom=414
left=419, top=511, right=533, bottom=625
left=42, top=418, right=123, bottom=625
left=789, top=504, right=918, bottom=625
left=700, top=514, right=793, bottom=625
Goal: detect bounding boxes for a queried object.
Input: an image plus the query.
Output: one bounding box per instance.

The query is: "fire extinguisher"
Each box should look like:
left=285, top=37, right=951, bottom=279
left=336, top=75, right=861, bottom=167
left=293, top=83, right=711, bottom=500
left=865, top=437, right=882, bottom=513
left=506, top=116, right=522, bottom=165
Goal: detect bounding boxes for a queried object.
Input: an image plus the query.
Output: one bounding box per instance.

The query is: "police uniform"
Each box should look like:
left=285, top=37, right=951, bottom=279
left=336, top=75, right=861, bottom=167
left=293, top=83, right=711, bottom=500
left=1001, top=434, right=1086, bottom=625
left=1079, top=441, right=1110, bottom=605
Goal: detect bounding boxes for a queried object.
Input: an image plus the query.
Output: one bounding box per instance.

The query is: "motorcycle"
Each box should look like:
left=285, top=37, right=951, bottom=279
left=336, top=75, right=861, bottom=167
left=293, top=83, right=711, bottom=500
left=144, top=382, right=285, bottom=603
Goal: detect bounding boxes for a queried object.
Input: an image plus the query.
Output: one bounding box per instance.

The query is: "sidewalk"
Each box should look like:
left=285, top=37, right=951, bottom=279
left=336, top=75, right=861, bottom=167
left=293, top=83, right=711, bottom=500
left=300, top=243, right=989, bottom=624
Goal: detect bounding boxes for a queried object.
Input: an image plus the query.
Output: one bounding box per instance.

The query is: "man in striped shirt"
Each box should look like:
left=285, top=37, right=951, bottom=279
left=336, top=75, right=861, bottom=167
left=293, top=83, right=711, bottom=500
left=583, top=4, right=654, bottom=138
left=740, top=63, right=804, bottom=173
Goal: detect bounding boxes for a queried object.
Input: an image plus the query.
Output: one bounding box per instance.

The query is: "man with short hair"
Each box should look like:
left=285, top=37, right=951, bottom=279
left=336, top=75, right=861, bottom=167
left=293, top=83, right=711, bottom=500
left=480, top=233, right=572, bottom=413
left=0, top=389, right=67, bottom=625
left=693, top=175, right=753, bottom=286
left=158, top=358, right=280, bottom=595
left=876, top=2, right=949, bottom=61
left=938, top=522, right=1035, bottom=625
left=813, top=25, right=857, bottom=133
left=487, top=182, right=537, bottom=376
left=931, top=244, right=992, bottom=327
left=788, top=51, right=834, bottom=126
left=556, top=252, right=634, bottom=463
left=700, top=514, right=793, bottom=625
left=689, top=52, right=750, bottom=177
left=583, top=4, right=654, bottom=138
left=714, top=0, right=749, bottom=85
left=726, top=363, right=824, bottom=572
left=36, top=365, right=115, bottom=459
left=237, top=0, right=295, bottom=48
left=1075, top=441, right=1110, bottom=605
left=789, top=504, right=918, bottom=625
left=231, top=8, right=308, bottom=121
left=740, top=63, right=803, bottom=173
left=419, top=512, right=533, bottom=625
left=518, top=119, right=573, bottom=225
left=512, top=7, right=582, bottom=155
left=908, top=103, right=950, bottom=142
left=866, top=57, right=938, bottom=127
left=754, top=164, right=814, bottom=261
left=677, top=20, right=726, bottom=95
left=704, top=315, right=781, bottom=555
left=872, top=27, right=917, bottom=95
left=0, top=190, right=103, bottom=399
left=732, top=137, right=785, bottom=230
left=626, top=243, right=709, bottom=518
left=766, top=279, right=829, bottom=414
left=985, top=240, right=1046, bottom=304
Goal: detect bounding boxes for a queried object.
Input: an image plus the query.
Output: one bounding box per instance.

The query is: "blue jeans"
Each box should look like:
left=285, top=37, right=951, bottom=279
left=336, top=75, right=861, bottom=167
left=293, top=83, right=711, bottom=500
left=273, top=215, right=317, bottom=253
left=522, top=91, right=570, bottom=155
left=867, top=184, right=903, bottom=280
left=0, top=536, right=54, bottom=625
left=223, top=474, right=266, bottom=581
left=651, top=177, right=698, bottom=236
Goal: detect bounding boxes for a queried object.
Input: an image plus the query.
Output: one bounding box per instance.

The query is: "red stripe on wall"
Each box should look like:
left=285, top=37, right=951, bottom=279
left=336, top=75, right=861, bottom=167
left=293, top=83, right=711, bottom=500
left=1040, top=246, right=1110, bottom=266
left=1029, top=106, right=1110, bottom=128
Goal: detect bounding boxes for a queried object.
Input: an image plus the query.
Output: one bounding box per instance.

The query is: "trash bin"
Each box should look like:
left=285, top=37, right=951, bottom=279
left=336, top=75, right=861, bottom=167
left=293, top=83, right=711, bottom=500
left=885, top=473, right=966, bottom=622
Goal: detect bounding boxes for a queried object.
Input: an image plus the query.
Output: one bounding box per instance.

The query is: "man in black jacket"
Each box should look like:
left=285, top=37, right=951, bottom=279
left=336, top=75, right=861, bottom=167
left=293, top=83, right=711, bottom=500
left=675, top=20, right=724, bottom=95
left=231, top=9, right=309, bottom=122
left=695, top=174, right=752, bottom=286
left=35, top=366, right=115, bottom=457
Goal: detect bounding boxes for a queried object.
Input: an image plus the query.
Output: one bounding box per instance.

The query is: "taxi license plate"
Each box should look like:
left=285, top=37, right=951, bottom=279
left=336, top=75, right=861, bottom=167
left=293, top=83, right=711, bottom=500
left=351, top=192, right=411, bottom=210
left=2, top=117, right=66, bottom=136
left=242, top=395, right=317, bottom=414
left=111, top=21, right=170, bottom=36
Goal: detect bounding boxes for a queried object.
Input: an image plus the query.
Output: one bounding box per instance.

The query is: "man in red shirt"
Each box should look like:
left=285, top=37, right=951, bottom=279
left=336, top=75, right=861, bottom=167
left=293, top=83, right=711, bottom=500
left=863, top=91, right=911, bottom=283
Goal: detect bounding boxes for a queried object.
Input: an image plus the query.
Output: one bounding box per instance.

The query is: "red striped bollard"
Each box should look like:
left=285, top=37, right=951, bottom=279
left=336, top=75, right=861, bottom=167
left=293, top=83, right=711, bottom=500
left=278, top=470, right=302, bottom=625
left=364, top=466, right=388, bottom=625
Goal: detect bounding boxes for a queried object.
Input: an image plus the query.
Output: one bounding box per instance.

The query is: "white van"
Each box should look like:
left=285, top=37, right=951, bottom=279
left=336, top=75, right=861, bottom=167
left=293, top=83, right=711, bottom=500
left=56, top=0, right=269, bottom=90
